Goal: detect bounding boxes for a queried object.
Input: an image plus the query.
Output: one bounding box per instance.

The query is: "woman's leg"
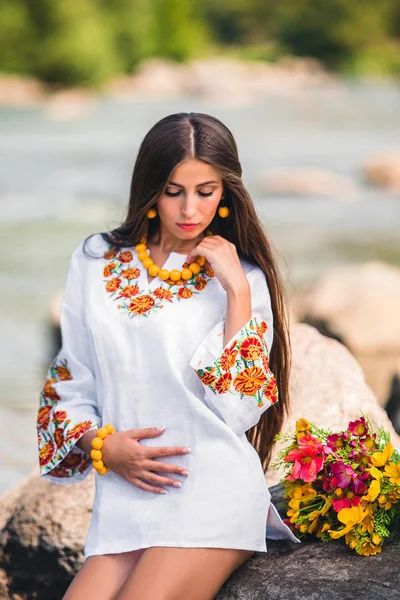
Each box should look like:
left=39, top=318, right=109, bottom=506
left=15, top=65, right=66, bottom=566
left=62, top=548, right=146, bottom=600
left=115, top=546, right=255, bottom=600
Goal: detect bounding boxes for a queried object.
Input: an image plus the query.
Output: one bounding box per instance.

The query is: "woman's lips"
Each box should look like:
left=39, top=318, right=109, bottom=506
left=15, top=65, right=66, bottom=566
left=177, top=223, right=198, bottom=230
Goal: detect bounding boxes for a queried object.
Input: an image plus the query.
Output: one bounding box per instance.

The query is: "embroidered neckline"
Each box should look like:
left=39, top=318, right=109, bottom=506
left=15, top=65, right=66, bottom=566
left=103, top=246, right=215, bottom=318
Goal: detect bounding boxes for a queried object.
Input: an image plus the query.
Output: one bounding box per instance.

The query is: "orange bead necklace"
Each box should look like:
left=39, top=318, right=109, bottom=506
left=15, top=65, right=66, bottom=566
left=135, top=238, right=206, bottom=282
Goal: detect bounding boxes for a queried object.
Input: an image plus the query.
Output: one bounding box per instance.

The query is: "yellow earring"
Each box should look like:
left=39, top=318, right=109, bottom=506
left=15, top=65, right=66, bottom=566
left=217, top=205, right=229, bottom=218
left=147, top=207, right=157, bottom=219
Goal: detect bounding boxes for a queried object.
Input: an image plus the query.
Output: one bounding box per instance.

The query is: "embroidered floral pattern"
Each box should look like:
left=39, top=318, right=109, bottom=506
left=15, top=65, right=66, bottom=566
left=195, top=317, right=278, bottom=409
left=103, top=246, right=215, bottom=318
left=37, top=358, right=95, bottom=478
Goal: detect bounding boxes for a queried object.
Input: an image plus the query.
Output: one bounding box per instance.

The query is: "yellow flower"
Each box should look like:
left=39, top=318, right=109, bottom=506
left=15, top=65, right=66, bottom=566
left=308, top=518, right=319, bottom=534
left=345, top=530, right=360, bottom=550
left=300, top=523, right=309, bottom=533
left=359, top=512, right=374, bottom=534
left=371, top=442, right=393, bottom=467
left=384, top=462, right=400, bottom=486
left=357, top=540, right=382, bottom=556
left=378, top=492, right=398, bottom=510
left=372, top=533, right=382, bottom=546
left=362, top=479, right=381, bottom=502
left=288, top=498, right=300, bottom=510
left=290, top=483, right=317, bottom=502
left=296, top=418, right=311, bottom=439
left=328, top=506, right=369, bottom=539
left=287, top=508, right=300, bottom=522
left=321, top=498, right=332, bottom=516
left=369, top=466, right=382, bottom=480
left=308, top=510, right=322, bottom=521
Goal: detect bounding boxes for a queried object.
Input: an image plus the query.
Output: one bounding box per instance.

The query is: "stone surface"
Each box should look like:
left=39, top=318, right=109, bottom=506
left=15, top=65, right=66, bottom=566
left=294, top=262, right=400, bottom=406
left=259, top=168, right=358, bottom=201
left=0, top=470, right=94, bottom=599
left=386, top=363, right=400, bottom=434
left=362, top=150, right=400, bottom=191
left=1, top=324, right=400, bottom=598
left=216, top=485, right=400, bottom=600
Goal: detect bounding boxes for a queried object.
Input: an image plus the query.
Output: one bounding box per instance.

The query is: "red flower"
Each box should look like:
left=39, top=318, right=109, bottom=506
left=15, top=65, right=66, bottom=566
left=332, top=491, right=362, bottom=513
left=284, top=445, right=324, bottom=483
left=239, top=336, right=263, bottom=361
left=215, top=372, right=232, bottom=393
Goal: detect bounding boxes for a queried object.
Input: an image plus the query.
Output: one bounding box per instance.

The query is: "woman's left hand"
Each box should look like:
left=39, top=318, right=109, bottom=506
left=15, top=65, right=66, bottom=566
left=186, top=234, right=248, bottom=294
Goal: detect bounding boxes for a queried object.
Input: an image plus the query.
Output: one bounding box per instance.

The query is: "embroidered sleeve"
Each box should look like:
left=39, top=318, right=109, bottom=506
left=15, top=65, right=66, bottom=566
left=189, top=267, right=278, bottom=435
left=37, top=244, right=101, bottom=484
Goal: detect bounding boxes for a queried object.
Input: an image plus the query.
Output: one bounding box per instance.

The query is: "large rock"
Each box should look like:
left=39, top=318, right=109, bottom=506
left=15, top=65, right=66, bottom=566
left=1, top=324, right=399, bottom=598
left=259, top=168, right=358, bottom=201
left=216, top=485, right=400, bottom=600
left=362, top=150, right=400, bottom=191
left=294, top=262, right=400, bottom=406
left=0, top=470, right=94, bottom=599
left=386, top=363, right=400, bottom=434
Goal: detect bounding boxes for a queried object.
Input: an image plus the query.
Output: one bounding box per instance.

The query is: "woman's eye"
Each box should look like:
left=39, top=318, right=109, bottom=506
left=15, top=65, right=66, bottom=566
left=165, top=189, right=213, bottom=197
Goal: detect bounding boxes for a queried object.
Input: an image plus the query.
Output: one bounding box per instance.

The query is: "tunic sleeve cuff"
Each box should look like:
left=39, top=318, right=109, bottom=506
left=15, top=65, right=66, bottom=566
left=39, top=420, right=99, bottom=483
left=189, top=316, right=278, bottom=407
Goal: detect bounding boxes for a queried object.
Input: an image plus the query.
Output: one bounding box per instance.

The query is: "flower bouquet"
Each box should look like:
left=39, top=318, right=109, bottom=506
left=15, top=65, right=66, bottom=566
left=273, top=416, right=400, bottom=556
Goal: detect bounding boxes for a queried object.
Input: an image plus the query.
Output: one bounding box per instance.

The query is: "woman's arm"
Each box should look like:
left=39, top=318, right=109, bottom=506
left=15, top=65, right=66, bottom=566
left=37, top=243, right=101, bottom=484
left=190, top=266, right=277, bottom=435
left=223, top=278, right=251, bottom=346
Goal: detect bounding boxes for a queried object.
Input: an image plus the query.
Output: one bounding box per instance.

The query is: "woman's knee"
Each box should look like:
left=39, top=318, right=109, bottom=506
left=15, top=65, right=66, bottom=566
left=115, top=546, right=255, bottom=600
left=62, top=549, right=146, bottom=600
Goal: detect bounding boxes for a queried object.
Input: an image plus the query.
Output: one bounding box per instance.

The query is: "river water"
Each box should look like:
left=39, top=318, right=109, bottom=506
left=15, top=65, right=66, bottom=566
left=1, top=79, right=399, bottom=494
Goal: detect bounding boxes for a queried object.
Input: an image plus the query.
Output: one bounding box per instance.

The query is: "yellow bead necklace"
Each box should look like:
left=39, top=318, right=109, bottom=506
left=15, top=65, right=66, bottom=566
left=135, top=238, right=205, bottom=282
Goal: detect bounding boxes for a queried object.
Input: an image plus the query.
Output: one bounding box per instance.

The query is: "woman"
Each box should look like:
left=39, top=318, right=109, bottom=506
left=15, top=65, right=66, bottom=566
left=37, top=112, right=299, bottom=600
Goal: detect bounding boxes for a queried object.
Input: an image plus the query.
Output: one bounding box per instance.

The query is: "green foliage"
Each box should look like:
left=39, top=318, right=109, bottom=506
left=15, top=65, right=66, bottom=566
left=271, top=0, right=399, bottom=68
left=151, top=0, right=209, bottom=62
left=0, top=0, right=35, bottom=73
left=0, top=0, right=399, bottom=85
left=30, top=1, right=120, bottom=86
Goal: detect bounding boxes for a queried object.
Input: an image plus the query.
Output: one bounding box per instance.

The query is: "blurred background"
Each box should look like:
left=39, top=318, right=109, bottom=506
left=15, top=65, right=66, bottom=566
left=1, top=0, right=400, bottom=495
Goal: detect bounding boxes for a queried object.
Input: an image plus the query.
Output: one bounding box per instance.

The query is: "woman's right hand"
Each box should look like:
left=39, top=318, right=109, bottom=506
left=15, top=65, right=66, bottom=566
left=93, top=427, right=191, bottom=494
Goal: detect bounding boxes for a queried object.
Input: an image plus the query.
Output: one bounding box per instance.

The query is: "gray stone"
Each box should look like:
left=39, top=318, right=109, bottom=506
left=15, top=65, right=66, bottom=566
left=215, top=485, right=400, bottom=600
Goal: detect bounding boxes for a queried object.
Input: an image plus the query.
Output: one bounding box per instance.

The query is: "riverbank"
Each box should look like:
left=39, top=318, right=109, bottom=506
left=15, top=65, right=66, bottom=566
left=0, top=55, right=341, bottom=112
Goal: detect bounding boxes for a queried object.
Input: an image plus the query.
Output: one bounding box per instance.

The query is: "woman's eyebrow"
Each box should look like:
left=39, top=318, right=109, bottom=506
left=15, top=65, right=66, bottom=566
left=168, top=180, right=219, bottom=188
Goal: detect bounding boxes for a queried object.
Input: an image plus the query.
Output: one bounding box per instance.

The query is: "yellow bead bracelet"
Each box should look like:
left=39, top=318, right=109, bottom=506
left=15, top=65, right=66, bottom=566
left=90, top=423, right=116, bottom=475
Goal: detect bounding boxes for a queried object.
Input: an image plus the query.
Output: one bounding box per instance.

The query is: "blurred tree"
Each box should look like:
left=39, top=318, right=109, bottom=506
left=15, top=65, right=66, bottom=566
left=98, top=0, right=158, bottom=71
left=0, top=0, right=36, bottom=73
left=271, top=0, right=398, bottom=68
left=197, top=0, right=274, bottom=45
left=25, top=0, right=120, bottom=86
left=152, top=0, right=209, bottom=62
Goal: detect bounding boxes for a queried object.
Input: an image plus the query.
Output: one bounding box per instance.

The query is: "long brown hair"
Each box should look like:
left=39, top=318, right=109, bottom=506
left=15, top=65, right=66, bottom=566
left=84, top=112, right=291, bottom=471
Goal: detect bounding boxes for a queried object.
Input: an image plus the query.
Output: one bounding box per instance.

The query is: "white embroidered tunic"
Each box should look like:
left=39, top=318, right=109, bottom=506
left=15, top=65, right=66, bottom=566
left=37, top=233, right=299, bottom=558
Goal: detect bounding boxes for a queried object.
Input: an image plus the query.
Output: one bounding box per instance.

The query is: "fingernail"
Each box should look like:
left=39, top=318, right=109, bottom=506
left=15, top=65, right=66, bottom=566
left=181, top=470, right=190, bottom=476
left=182, top=447, right=191, bottom=453
left=157, top=426, right=166, bottom=431
left=160, top=489, right=168, bottom=494
left=172, top=481, right=182, bottom=488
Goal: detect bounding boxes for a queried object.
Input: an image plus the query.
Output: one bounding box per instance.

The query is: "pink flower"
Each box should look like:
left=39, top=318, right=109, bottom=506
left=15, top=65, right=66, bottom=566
left=348, top=417, right=368, bottom=437
left=284, top=445, right=324, bottom=483
left=360, top=434, right=377, bottom=453
left=327, top=433, right=345, bottom=452
left=330, top=461, right=366, bottom=494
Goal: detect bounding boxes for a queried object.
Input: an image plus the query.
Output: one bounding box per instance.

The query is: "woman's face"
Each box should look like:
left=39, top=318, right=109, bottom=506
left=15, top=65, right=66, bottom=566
left=156, top=158, right=224, bottom=242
